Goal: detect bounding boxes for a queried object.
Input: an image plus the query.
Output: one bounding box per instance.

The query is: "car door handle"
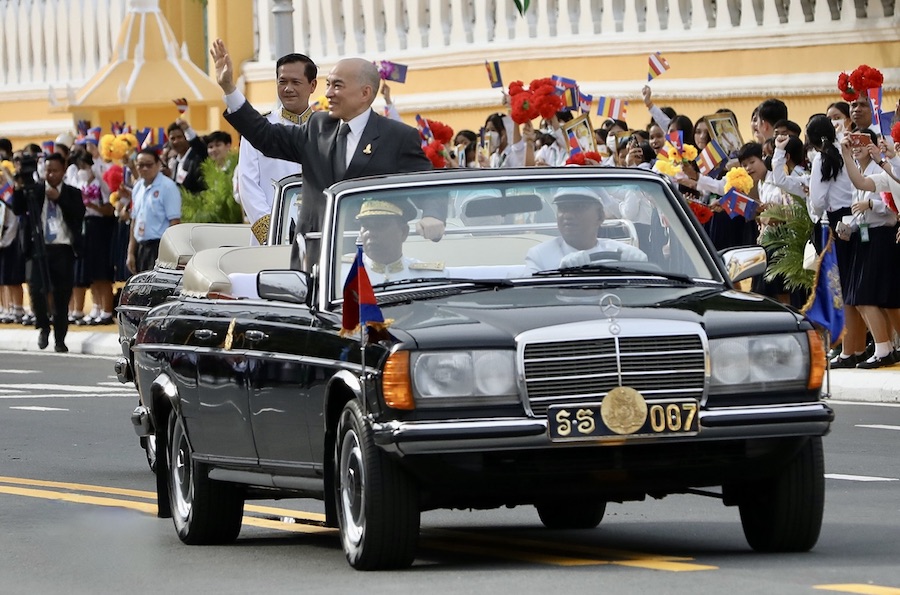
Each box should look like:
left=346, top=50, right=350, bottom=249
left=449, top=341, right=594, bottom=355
left=244, top=330, right=268, bottom=342
left=194, top=329, right=217, bottom=340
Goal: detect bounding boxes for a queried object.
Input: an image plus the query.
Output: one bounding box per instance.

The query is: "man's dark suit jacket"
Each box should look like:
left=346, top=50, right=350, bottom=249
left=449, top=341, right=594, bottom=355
left=177, top=135, right=209, bottom=193
left=12, top=182, right=86, bottom=258
left=224, top=103, right=439, bottom=236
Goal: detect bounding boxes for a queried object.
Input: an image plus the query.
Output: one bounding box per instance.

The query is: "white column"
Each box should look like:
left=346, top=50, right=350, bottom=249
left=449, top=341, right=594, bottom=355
left=257, top=0, right=273, bottom=63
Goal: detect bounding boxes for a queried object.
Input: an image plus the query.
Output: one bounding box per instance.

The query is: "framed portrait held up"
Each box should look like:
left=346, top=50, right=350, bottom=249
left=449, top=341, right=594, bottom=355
left=702, top=113, right=743, bottom=157
left=562, top=113, right=597, bottom=156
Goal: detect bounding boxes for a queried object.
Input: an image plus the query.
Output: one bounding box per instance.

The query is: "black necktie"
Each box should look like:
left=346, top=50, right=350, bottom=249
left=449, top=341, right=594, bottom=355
left=333, top=122, right=351, bottom=180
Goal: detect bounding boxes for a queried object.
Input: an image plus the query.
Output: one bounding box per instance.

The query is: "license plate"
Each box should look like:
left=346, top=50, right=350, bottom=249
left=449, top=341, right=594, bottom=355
left=547, top=390, right=700, bottom=442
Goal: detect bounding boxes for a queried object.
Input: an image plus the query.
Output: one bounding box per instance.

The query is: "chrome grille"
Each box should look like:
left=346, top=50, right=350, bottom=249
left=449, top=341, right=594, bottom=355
left=523, top=334, right=705, bottom=416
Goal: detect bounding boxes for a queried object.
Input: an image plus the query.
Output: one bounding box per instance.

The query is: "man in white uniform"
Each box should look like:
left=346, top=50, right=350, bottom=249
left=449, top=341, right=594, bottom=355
left=343, top=199, right=445, bottom=285
left=237, top=53, right=318, bottom=245
left=526, top=187, right=647, bottom=273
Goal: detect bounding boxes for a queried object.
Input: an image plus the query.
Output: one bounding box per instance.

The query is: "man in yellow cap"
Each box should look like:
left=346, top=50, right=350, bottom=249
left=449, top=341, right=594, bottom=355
left=344, top=199, right=445, bottom=285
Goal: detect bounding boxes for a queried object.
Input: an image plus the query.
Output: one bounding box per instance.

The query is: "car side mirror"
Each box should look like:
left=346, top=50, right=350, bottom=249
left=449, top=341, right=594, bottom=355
left=720, top=246, right=766, bottom=284
left=257, top=269, right=310, bottom=304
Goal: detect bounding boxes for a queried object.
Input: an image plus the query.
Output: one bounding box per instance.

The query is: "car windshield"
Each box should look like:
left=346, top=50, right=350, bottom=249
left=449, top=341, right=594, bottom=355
left=329, top=176, right=718, bottom=300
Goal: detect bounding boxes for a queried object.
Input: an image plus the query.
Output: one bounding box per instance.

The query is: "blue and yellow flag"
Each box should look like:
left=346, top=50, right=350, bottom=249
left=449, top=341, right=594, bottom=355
left=802, top=226, right=845, bottom=347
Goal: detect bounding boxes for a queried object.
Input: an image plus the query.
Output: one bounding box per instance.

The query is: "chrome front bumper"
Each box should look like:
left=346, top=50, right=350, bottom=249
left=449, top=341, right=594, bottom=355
left=372, top=401, right=834, bottom=456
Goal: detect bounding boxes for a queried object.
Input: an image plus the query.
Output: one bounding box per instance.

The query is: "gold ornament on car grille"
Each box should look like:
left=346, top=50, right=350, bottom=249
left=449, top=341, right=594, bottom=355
left=600, top=386, right=648, bottom=435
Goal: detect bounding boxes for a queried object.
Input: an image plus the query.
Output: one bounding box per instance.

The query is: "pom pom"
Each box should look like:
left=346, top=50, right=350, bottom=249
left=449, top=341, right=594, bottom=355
left=565, top=153, right=586, bottom=166
left=724, top=166, right=754, bottom=194
left=837, top=72, right=858, bottom=102
left=423, top=140, right=447, bottom=169
left=510, top=92, right=539, bottom=124
left=891, top=121, right=900, bottom=145
left=427, top=120, right=454, bottom=144
left=688, top=200, right=713, bottom=224
left=848, top=64, right=883, bottom=94
left=103, top=164, right=124, bottom=193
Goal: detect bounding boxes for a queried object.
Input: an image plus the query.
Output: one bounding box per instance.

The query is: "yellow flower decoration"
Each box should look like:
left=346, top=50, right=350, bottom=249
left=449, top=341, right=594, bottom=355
left=99, top=134, right=117, bottom=161
left=121, top=133, right=139, bottom=153
left=724, top=167, right=754, bottom=194
left=311, top=95, right=330, bottom=111
left=1, top=159, right=14, bottom=175
left=653, top=159, right=679, bottom=177
left=682, top=144, right=698, bottom=161
left=109, top=191, right=119, bottom=205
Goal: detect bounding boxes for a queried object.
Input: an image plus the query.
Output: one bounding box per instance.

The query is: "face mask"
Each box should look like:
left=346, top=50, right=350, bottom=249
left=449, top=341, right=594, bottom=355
left=606, top=135, right=617, bottom=152
left=486, top=131, right=500, bottom=149
left=76, top=170, right=91, bottom=184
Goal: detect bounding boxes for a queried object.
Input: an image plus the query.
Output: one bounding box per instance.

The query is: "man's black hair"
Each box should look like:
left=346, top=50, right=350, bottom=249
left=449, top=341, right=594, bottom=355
left=276, top=53, right=318, bottom=84
left=757, top=98, right=788, bottom=127
left=205, top=130, right=233, bottom=145
left=774, top=119, right=802, bottom=136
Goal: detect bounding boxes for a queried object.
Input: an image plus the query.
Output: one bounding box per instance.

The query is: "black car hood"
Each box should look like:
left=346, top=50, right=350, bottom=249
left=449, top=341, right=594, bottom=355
left=382, top=284, right=805, bottom=349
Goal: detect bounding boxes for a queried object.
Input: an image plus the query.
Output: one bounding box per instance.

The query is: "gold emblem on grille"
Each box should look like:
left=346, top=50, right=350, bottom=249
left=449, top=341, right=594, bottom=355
left=600, top=386, right=648, bottom=435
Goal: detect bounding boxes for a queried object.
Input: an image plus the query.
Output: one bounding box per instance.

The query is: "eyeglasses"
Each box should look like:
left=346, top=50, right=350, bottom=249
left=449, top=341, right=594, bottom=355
left=135, top=162, right=157, bottom=169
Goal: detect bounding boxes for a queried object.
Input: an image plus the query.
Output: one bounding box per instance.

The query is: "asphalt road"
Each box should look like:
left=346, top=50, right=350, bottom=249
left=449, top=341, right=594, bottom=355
left=1, top=351, right=898, bottom=594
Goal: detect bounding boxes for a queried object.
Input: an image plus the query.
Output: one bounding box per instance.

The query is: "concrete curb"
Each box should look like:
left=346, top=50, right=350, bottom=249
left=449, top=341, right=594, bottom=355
left=0, top=328, right=121, bottom=357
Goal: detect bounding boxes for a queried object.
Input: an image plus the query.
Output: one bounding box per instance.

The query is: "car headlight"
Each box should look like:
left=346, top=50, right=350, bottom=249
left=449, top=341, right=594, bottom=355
left=411, top=350, right=518, bottom=406
left=709, top=334, right=809, bottom=394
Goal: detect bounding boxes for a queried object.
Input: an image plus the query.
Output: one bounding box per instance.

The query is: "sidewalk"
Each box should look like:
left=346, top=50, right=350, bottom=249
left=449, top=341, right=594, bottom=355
left=0, top=322, right=896, bottom=404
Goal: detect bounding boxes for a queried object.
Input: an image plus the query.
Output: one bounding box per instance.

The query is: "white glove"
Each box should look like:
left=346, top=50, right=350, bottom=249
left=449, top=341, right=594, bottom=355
left=559, top=250, right=591, bottom=268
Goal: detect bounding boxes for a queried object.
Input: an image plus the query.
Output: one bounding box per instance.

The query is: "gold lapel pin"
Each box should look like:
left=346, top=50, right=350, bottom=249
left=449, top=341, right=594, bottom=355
left=363, top=143, right=372, bottom=155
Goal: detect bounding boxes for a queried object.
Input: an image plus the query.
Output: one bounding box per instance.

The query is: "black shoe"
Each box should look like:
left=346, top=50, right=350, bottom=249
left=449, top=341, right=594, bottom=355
left=38, top=329, right=50, bottom=350
left=54, top=343, right=69, bottom=353
left=830, top=354, right=859, bottom=369
left=92, top=317, right=114, bottom=326
left=857, top=353, right=896, bottom=370
left=76, top=316, right=94, bottom=326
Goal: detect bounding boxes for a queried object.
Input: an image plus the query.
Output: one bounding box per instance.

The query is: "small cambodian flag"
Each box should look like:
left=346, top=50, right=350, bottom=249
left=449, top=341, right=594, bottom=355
left=567, top=130, right=583, bottom=157
left=485, top=61, right=503, bottom=89
left=802, top=226, right=845, bottom=347
left=578, top=91, right=593, bottom=114
left=719, top=188, right=758, bottom=220
left=173, top=98, right=189, bottom=114
left=596, top=96, right=627, bottom=120
left=0, top=179, right=14, bottom=206
left=648, top=51, right=671, bottom=81
left=415, top=114, right=434, bottom=144
left=868, top=87, right=882, bottom=128
left=41, top=141, right=55, bottom=155
left=696, top=139, right=728, bottom=175
left=551, top=75, right=578, bottom=92
left=341, top=245, right=391, bottom=338
left=666, top=130, right=683, bottom=152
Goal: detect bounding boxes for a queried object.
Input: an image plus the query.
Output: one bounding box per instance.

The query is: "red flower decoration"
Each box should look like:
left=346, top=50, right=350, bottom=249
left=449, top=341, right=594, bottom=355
left=427, top=119, right=454, bottom=145
left=102, top=163, right=124, bottom=193
left=565, top=153, right=586, bottom=166
left=508, top=80, right=526, bottom=96
left=507, top=78, right=562, bottom=124
left=837, top=72, right=858, bottom=102
left=891, top=121, right=900, bottom=145
left=423, top=140, right=446, bottom=169
left=510, top=92, right=539, bottom=124
left=848, top=64, right=883, bottom=94
left=564, top=151, right=602, bottom=166
left=688, top=200, right=713, bottom=224
left=584, top=151, right=601, bottom=163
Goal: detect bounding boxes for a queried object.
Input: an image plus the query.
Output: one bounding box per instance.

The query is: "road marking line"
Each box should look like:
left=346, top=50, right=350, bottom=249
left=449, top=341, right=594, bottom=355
left=0, top=370, right=40, bottom=374
left=815, top=584, right=900, bottom=594
left=0, top=383, right=129, bottom=393
left=856, top=424, right=900, bottom=431
left=9, top=406, right=69, bottom=412
left=0, top=476, right=717, bottom=570
left=826, top=473, right=899, bottom=482
left=98, top=381, right=134, bottom=388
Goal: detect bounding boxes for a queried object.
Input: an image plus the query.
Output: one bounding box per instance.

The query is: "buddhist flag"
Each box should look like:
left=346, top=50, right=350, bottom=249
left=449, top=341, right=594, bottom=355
left=377, top=60, right=408, bottom=83
left=696, top=139, right=728, bottom=175
left=340, top=245, right=391, bottom=338
left=560, top=86, right=579, bottom=111
left=719, top=188, right=758, bottom=220
left=173, top=98, right=189, bottom=114
left=648, top=51, right=671, bottom=81
left=485, top=61, right=503, bottom=89
left=578, top=91, right=593, bottom=115
left=567, top=130, right=583, bottom=157
left=596, top=96, right=627, bottom=120
left=802, top=226, right=845, bottom=347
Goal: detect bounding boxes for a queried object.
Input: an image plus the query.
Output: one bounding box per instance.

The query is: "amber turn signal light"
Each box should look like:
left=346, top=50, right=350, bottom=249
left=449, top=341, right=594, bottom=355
left=383, top=351, right=415, bottom=410
left=807, top=329, right=825, bottom=390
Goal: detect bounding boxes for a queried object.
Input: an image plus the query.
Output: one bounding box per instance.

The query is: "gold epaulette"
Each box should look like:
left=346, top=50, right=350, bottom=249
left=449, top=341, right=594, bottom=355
left=251, top=214, right=270, bottom=244
left=409, top=262, right=445, bottom=271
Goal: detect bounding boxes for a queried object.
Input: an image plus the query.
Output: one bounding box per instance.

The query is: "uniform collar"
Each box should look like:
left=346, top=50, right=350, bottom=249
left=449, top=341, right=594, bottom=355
left=281, top=105, right=313, bottom=125
left=366, top=256, right=404, bottom=275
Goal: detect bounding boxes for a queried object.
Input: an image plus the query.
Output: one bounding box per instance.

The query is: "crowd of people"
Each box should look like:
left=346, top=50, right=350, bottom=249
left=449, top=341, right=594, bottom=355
left=2, top=41, right=899, bottom=366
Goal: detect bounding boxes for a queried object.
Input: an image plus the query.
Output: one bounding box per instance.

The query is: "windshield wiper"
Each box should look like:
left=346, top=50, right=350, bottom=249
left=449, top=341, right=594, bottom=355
left=534, top=263, right=695, bottom=284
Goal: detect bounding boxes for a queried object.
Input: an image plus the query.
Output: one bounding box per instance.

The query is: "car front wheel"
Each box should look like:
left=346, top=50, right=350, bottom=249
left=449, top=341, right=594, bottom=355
left=167, top=410, right=244, bottom=544
left=738, top=436, right=825, bottom=552
left=335, top=400, right=419, bottom=570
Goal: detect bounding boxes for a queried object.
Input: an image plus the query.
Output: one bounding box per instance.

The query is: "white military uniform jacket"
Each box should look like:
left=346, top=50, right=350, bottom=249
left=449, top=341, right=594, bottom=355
left=341, top=254, right=446, bottom=286
left=525, top=237, right=647, bottom=274
left=237, top=106, right=311, bottom=245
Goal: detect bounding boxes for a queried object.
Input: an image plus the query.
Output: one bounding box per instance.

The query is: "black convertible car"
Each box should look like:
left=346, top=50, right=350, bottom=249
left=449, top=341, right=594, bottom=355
left=128, top=167, right=832, bottom=570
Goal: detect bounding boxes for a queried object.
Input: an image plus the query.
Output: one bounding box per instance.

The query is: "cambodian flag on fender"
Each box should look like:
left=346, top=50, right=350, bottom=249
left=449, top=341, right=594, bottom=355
left=340, top=245, right=391, bottom=338
left=802, top=226, right=845, bottom=347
